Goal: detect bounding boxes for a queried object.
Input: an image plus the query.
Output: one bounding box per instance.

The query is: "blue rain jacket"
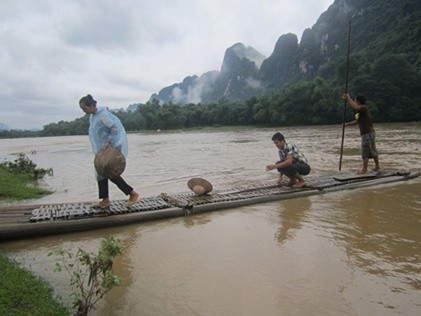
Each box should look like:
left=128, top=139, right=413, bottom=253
left=89, top=107, right=128, bottom=180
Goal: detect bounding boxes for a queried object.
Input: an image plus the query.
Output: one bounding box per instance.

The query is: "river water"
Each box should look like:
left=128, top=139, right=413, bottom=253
left=0, top=123, right=420, bottom=315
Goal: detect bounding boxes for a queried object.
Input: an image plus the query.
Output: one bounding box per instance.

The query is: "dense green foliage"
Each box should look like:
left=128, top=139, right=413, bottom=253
left=0, top=254, right=68, bottom=315
left=27, top=69, right=421, bottom=135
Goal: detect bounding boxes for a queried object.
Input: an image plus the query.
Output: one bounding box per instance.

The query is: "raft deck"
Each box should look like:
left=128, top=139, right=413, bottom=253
left=0, top=170, right=419, bottom=241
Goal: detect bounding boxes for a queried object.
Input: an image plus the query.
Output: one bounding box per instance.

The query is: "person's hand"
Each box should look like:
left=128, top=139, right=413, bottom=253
left=266, top=164, right=276, bottom=171
left=343, top=93, right=350, bottom=102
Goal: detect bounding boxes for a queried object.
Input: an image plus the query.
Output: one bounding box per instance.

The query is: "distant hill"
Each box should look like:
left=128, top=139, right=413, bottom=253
left=0, top=123, right=11, bottom=131
left=150, top=43, right=266, bottom=104
left=126, top=103, right=140, bottom=113
left=149, top=0, right=421, bottom=105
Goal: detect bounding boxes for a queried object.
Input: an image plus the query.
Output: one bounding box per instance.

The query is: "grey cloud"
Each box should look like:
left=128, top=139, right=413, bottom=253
left=58, top=2, right=138, bottom=50
left=0, top=0, right=333, bottom=129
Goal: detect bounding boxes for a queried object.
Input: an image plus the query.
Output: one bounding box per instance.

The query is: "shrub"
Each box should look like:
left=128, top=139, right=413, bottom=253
left=0, top=152, right=53, bottom=179
left=49, top=237, right=122, bottom=316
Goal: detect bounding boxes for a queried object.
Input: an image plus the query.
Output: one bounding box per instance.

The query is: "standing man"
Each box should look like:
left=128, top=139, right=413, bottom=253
left=343, top=93, right=380, bottom=174
left=266, top=132, right=311, bottom=188
left=79, top=94, right=139, bottom=208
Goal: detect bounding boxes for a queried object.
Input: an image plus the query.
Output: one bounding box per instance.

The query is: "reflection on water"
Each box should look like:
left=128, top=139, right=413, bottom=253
left=275, top=198, right=312, bottom=244
left=336, top=186, right=421, bottom=288
left=1, top=122, right=420, bottom=315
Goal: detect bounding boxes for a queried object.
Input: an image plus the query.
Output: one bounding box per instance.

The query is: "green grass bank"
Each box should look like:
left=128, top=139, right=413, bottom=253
left=0, top=154, right=68, bottom=314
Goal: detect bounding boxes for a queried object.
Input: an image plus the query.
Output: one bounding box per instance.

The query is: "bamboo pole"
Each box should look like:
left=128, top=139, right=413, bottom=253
left=339, top=20, right=352, bottom=171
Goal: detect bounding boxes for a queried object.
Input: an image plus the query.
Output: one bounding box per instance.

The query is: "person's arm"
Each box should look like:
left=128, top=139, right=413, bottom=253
left=344, top=120, right=358, bottom=127
left=101, top=113, right=119, bottom=149
left=343, top=93, right=362, bottom=111
left=266, top=155, right=293, bottom=171
left=106, top=124, right=119, bottom=147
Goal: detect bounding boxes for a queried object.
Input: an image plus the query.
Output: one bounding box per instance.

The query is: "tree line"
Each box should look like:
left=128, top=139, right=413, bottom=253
left=1, top=56, right=420, bottom=139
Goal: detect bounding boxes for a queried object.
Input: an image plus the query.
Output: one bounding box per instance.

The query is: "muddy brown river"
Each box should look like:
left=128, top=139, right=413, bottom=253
left=1, top=122, right=420, bottom=315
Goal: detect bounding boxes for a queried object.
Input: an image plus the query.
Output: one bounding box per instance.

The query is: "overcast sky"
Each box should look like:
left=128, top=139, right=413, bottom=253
left=0, top=0, right=333, bottom=130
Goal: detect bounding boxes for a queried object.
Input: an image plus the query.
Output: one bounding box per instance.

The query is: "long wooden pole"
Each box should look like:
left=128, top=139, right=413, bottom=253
left=339, top=20, right=352, bottom=171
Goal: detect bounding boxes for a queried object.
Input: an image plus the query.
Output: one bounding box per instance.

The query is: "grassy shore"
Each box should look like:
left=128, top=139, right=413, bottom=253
left=0, top=159, right=69, bottom=314
left=0, top=168, right=52, bottom=202
left=0, top=255, right=68, bottom=315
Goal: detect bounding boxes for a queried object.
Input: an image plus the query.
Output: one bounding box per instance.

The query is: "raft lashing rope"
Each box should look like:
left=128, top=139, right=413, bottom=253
left=28, top=171, right=406, bottom=222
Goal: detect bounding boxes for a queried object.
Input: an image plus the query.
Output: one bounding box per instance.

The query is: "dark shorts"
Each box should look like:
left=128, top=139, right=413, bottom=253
left=277, top=161, right=311, bottom=178
left=361, top=132, right=378, bottom=159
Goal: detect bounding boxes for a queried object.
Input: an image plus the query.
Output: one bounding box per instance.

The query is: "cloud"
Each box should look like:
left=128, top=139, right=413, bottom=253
left=0, top=0, right=333, bottom=129
left=246, top=77, right=262, bottom=90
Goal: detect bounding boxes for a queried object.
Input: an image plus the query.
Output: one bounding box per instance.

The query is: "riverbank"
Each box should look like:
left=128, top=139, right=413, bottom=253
left=0, top=157, right=67, bottom=314
left=0, top=253, right=68, bottom=315
left=0, top=169, right=52, bottom=203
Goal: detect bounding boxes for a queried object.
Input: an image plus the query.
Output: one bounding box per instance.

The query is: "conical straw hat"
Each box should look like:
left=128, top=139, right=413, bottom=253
left=94, top=147, right=126, bottom=179
left=187, top=178, right=213, bottom=195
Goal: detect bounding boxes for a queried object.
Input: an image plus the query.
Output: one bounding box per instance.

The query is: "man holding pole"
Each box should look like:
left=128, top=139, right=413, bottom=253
left=343, top=93, right=380, bottom=174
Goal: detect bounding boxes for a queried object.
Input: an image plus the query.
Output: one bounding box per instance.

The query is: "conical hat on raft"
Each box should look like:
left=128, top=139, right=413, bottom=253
left=94, top=147, right=126, bottom=179
left=187, top=178, right=213, bottom=195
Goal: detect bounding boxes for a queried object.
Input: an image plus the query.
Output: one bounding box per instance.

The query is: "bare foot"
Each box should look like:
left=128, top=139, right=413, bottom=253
left=356, top=168, right=367, bottom=174
left=90, top=199, right=110, bottom=209
left=126, top=191, right=140, bottom=207
left=287, top=180, right=297, bottom=187
left=292, top=180, right=306, bottom=188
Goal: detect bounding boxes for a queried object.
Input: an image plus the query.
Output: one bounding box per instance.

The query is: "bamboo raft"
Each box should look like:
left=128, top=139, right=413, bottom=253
left=0, top=170, right=419, bottom=241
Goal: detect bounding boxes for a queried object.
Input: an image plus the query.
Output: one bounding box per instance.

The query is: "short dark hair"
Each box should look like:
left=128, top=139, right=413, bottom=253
left=79, top=94, right=97, bottom=107
left=355, top=95, right=366, bottom=105
left=271, top=132, right=285, bottom=142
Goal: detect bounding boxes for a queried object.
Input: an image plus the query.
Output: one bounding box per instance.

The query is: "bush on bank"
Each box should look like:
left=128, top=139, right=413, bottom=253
left=0, top=153, right=53, bottom=201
